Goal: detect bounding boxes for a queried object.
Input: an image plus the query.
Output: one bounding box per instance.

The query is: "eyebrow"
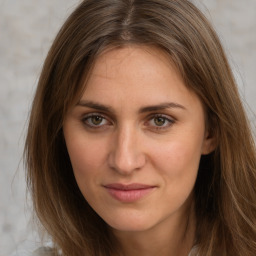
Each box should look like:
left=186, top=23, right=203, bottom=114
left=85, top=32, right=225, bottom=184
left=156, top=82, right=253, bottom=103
left=76, top=100, right=186, bottom=113
left=138, top=102, right=186, bottom=113
left=77, top=100, right=114, bottom=112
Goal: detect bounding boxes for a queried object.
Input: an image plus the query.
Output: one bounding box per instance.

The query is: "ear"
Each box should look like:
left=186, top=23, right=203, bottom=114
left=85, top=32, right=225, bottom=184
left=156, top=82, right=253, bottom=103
left=201, top=130, right=217, bottom=155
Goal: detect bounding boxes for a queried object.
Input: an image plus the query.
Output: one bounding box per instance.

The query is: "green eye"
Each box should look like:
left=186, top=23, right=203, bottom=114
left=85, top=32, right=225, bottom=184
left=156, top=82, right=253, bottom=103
left=146, top=114, right=175, bottom=130
left=91, top=116, right=103, bottom=125
left=154, top=116, right=166, bottom=126
left=82, top=114, right=109, bottom=128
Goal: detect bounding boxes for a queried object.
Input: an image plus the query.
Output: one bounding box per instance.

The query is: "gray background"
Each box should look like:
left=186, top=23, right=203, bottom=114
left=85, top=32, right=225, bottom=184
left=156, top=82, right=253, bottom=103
left=0, top=0, right=255, bottom=255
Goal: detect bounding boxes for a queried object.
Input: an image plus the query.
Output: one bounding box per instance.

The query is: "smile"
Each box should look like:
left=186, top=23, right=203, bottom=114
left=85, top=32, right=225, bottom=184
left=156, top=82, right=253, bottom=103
left=103, top=183, right=156, bottom=203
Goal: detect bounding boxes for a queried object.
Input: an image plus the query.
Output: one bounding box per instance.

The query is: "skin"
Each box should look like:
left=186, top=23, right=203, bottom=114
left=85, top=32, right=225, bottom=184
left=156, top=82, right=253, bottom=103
left=63, top=46, right=215, bottom=256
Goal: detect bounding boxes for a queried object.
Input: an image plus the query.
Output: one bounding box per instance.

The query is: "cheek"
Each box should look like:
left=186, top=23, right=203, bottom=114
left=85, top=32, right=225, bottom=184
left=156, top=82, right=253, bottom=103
left=65, top=138, right=110, bottom=206
left=151, top=135, right=203, bottom=181
left=153, top=140, right=202, bottom=207
left=65, top=137, right=107, bottom=183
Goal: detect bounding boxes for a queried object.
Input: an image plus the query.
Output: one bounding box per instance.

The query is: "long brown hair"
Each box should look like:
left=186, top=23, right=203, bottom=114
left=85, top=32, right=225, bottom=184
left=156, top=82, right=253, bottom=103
left=24, top=0, right=256, bottom=255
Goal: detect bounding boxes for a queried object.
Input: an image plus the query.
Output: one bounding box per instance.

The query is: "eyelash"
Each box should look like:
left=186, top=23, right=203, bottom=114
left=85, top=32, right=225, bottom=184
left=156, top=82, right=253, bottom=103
left=81, top=113, right=175, bottom=131
left=145, top=114, right=175, bottom=131
left=82, top=113, right=111, bottom=129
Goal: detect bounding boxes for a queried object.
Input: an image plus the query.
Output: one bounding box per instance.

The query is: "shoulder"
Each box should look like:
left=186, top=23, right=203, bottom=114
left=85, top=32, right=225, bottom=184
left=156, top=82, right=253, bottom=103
left=188, top=246, right=199, bottom=256
left=11, top=247, right=56, bottom=256
left=32, top=247, right=55, bottom=256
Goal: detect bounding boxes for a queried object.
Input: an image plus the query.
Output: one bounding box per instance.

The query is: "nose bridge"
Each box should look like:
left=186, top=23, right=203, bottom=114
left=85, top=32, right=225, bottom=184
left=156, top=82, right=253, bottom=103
left=109, top=123, right=145, bottom=174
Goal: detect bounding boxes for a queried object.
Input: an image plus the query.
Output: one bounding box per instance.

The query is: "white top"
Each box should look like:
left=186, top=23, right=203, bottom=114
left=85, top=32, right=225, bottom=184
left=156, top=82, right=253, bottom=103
left=188, top=246, right=198, bottom=256
left=13, top=246, right=198, bottom=256
left=32, top=247, right=54, bottom=256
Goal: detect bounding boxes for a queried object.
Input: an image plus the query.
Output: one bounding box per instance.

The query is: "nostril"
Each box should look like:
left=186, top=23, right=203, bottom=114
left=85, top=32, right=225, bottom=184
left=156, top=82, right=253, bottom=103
left=107, top=127, right=146, bottom=174
left=107, top=147, right=146, bottom=174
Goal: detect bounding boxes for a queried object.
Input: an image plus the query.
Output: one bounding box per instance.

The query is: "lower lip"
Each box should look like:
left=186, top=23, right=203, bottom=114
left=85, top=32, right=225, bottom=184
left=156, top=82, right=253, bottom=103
left=105, top=187, right=155, bottom=203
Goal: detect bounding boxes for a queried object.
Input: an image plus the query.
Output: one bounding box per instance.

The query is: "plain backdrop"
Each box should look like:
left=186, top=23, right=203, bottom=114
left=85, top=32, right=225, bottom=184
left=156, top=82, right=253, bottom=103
left=0, top=0, right=255, bottom=255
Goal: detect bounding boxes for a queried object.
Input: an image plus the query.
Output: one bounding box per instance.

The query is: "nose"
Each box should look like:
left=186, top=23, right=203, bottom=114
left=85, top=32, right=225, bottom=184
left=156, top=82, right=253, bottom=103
left=108, top=125, right=146, bottom=175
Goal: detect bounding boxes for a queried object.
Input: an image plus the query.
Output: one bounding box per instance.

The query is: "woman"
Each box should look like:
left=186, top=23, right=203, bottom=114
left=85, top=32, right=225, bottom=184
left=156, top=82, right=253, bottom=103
left=24, top=0, right=256, bottom=255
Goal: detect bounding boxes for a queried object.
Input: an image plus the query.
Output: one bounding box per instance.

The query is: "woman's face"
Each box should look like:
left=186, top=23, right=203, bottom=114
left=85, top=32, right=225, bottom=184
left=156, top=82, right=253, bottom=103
left=63, top=46, right=214, bottom=232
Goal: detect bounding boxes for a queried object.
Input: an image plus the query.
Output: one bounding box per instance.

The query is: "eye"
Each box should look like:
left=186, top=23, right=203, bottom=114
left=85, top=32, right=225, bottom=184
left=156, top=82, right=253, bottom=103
left=153, top=116, right=167, bottom=126
left=146, top=114, right=175, bottom=130
left=82, top=113, right=111, bottom=128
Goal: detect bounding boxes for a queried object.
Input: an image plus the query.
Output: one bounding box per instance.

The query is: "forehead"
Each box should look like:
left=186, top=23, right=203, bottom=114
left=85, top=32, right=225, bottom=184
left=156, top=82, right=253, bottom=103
left=78, top=45, right=203, bottom=115
left=90, top=45, right=179, bottom=80
left=84, top=45, right=185, bottom=97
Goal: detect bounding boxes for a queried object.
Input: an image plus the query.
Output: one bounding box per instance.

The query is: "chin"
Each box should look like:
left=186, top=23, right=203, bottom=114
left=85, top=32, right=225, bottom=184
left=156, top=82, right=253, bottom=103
left=102, top=211, right=158, bottom=233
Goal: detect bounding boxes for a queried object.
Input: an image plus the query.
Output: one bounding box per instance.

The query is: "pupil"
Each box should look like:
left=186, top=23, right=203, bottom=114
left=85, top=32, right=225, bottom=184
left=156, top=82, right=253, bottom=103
left=92, top=116, right=102, bottom=125
left=154, top=117, right=165, bottom=126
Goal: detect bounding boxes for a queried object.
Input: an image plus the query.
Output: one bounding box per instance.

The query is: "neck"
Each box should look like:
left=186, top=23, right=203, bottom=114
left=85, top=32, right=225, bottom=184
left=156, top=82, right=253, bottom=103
left=112, top=199, right=196, bottom=256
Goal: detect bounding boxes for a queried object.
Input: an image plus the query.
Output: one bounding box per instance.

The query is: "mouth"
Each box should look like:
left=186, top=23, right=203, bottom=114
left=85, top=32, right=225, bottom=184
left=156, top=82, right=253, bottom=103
left=103, top=183, right=156, bottom=203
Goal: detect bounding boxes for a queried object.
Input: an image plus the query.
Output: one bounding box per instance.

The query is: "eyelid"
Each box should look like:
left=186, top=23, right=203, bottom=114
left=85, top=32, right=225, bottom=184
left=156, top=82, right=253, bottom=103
left=144, top=113, right=175, bottom=130
left=81, top=112, right=113, bottom=128
left=80, top=112, right=175, bottom=131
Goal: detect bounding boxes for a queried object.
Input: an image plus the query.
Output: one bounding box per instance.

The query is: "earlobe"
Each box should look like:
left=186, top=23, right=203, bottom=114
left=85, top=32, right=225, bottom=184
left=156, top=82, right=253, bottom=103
left=201, top=132, right=217, bottom=155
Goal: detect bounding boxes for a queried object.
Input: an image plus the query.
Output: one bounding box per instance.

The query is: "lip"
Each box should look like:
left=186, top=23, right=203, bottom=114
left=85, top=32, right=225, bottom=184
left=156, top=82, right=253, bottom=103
left=103, top=183, right=156, bottom=203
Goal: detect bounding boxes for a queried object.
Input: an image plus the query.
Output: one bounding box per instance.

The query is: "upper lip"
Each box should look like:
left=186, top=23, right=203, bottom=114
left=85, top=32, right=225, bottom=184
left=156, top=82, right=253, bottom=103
left=103, top=183, right=156, bottom=190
